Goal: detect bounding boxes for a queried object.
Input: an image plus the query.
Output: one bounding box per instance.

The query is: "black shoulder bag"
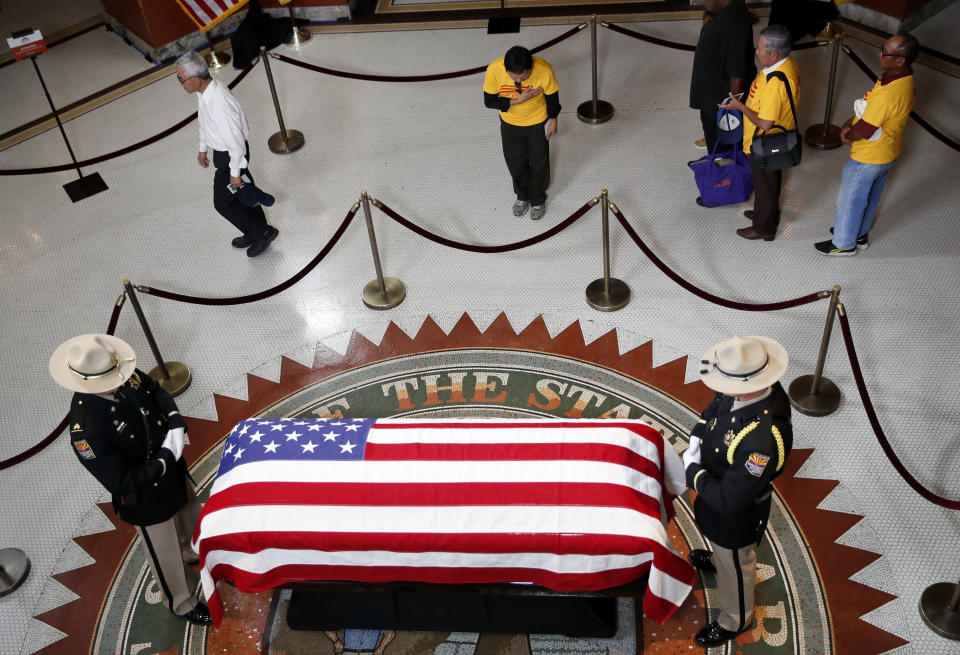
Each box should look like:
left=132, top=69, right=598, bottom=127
left=749, top=70, right=802, bottom=171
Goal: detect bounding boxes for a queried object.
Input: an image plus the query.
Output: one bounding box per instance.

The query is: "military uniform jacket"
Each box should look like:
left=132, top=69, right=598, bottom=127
left=69, top=369, right=188, bottom=526
left=685, top=382, right=793, bottom=549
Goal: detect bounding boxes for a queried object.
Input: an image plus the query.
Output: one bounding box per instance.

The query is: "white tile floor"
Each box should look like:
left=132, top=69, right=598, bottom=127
left=0, top=4, right=959, bottom=655
left=0, top=25, right=153, bottom=136
left=907, top=0, right=960, bottom=59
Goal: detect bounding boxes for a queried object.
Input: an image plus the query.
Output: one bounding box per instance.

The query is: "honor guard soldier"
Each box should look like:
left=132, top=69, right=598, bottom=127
left=50, top=334, right=212, bottom=625
left=682, top=336, right=792, bottom=647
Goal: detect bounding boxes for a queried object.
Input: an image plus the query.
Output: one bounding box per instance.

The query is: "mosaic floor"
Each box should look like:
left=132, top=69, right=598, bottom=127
left=41, top=317, right=904, bottom=654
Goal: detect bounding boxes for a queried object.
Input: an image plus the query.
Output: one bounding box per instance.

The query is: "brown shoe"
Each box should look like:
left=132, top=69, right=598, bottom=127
left=736, top=226, right=775, bottom=241
left=743, top=210, right=754, bottom=220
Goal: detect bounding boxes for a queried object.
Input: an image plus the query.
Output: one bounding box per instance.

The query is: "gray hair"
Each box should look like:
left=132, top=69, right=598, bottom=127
left=760, top=24, right=792, bottom=58
left=176, top=50, right=211, bottom=80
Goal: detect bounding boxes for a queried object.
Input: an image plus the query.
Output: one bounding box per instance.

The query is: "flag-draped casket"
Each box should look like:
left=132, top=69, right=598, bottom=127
left=194, top=418, right=695, bottom=625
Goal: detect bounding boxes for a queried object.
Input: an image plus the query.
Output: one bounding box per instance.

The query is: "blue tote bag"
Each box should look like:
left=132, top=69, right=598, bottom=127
left=687, top=141, right=753, bottom=208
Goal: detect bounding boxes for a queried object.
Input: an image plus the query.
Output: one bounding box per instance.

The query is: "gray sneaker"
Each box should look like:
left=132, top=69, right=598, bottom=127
left=530, top=204, right=546, bottom=220
left=512, top=200, right=530, bottom=217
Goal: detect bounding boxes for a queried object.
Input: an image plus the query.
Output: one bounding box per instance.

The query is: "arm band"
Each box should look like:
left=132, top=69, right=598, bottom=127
left=484, top=92, right=510, bottom=112
left=853, top=119, right=879, bottom=140
left=545, top=92, right=561, bottom=119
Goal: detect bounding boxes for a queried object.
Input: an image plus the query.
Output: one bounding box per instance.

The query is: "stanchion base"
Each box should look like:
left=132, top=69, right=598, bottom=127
left=205, top=50, right=231, bottom=71
left=64, top=172, right=108, bottom=203
left=919, top=582, right=960, bottom=640
left=285, top=27, right=312, bottom=47
left=269, top=130, right=305, bottom=155
left=577, top=100, right=614, bottom=124
left=487, top=16, right=521, bottom=34
left=363, top=277, right=406, bottom=310
left=586, top=278, right=630, bottom=312
left=788, top=375, right=841, bottom=416
left=0, top=548, right=30, bottom=597
left=149, top=361, right=192, bottom=397
left=805, top=124, right=842, bottom=150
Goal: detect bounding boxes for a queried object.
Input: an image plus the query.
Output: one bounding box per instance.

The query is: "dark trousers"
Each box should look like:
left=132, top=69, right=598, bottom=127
left=212, top=145, right=268, bottom=238
left=699, top=106, right=720, bottom=152
left=500, top=119, right=550, bottom=205
left=749, top=155, right=782, bottom=236
left=699, top=106, right=736, bottom=153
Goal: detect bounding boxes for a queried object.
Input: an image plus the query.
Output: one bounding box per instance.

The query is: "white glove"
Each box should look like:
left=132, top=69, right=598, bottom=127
left=161, top=427, right=185, bottom=461
left=682, top=436, right=702, bottom=469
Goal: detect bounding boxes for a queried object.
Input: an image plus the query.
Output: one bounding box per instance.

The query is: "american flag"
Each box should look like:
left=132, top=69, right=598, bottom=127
left=175, top=0, right=249, bottom=31
left=194, top=418, right=694, bottom=626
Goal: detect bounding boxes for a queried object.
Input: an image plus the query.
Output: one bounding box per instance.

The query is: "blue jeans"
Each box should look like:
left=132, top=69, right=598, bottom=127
left=832, top=157, right=893, bottom=249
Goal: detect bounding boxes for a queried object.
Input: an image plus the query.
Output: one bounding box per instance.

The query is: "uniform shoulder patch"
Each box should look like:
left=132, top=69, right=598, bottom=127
left=745, top=451, right=770, bottom=477
left=73, top=439, right=96, bottom=460
left=71, top=422, right=83, bottom=433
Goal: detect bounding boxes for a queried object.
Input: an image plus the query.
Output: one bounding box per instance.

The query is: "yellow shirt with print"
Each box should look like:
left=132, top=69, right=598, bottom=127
left=743, top=57, right=800, bottom=154
left=483, top=56, right=559, bottom=127
left=851, top=75, right=915, bottom=164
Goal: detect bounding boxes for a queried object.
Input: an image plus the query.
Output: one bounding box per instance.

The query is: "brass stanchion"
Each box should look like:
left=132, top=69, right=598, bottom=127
left=122, top=281, right=192, bottom=396
left=360, top=191, right=405, bottom=310
left=0, top=548, right=30, bottom=597
left=262, top=47, right=305, bottom=154
left=577, top=16, right=614, bottom=124
left=805, top=23, right=843, bottom=150
left=586, top=189, right=630, bottom=311
left=920, top=578, right=960, bottom=640
left=788, top=285, right=842, bottom=416
left=204, top=32, right=230, bottom=71
left=284, top=2, right=312, bottom=48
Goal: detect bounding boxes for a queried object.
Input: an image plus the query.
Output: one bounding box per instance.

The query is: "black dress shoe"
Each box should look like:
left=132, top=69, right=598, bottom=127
left=696, top=196, right=705, bottom=207
left=694, top=621, right=743, bottom=647
left=246, top=226, right=278, bottom=258
left=231, top=235, right=253, bottom=248
left=182, top=602, right=213, bottom=625
left=689, top=548, right=716, bottom=572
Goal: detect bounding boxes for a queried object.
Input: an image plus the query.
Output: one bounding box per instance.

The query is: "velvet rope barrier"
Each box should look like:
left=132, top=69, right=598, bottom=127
left=374, top=198, right=597, bottom=253
left=841, top=44, right=960, bottom=153
left=601, top=22, right=827, bottom=53
left=837, top=309, right=960, bottom=509
left=0, top=294, right=126, bottom=471
left=0, top=62, right=258, bottom=177
left=271, top=24, right=586, bottom=83
left=139, top=205, right=358, bottom=305
left=611, top=205, right=827, bottom=311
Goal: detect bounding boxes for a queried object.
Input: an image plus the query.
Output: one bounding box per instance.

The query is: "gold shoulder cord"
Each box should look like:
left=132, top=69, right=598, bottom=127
left=771, top=425, right=786, bottom=472
left=726, top=421, right=786, bottom=472
left=726, top=421, right=759, bottom=465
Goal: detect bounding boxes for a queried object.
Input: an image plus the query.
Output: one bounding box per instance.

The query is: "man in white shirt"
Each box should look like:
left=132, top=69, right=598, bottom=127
left=176, top=50, right=278, bottom=257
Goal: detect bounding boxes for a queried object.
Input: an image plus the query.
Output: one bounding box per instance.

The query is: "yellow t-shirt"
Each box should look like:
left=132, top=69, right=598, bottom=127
left=743, top=57, right=799, bottom=154
left=483, top=56, right=559, bottom=127
left=850, top=75, right=915, bottom=164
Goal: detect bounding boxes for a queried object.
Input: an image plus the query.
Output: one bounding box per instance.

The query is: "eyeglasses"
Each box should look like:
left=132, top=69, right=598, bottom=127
left=879, top=49, right=901, bottom=58
left=177, top=74, right=196, bottom=84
